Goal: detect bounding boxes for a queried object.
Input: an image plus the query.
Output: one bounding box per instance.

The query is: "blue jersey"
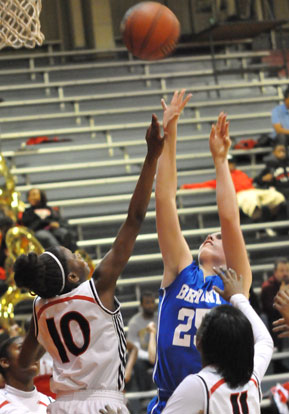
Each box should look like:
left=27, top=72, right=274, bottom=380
left=148, top=261, right=229, bottom=414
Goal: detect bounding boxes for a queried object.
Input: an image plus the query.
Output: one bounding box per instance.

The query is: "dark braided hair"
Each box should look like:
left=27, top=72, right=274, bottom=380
left=14, top=247, right=68, bottom=298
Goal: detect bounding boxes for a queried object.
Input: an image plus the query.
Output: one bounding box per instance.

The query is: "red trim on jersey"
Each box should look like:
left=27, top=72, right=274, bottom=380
left=250, top=377, right=258, bottom=389
left=37, top=295, right=96, bottom=319
left=210, top=379, right=226, bottom=395
left=0, top=401, right=10, bottom=408
left=38, top=401, right=49, bottom=407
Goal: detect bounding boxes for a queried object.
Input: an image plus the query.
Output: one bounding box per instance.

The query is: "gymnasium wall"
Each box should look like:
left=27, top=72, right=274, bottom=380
left=39, top=0, right=289, bottom=50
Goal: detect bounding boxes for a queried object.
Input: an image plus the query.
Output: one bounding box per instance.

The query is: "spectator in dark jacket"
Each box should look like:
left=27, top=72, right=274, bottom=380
left=21, top=188, right=76, bottom=250
left=255, top=141, right=289, bottom=198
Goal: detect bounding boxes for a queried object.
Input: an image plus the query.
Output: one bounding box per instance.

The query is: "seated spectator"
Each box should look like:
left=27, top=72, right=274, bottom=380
left=261, top=257, right=289, bottom=373
left=0, top=336, right=53, bottom=413
left=272, top=86, right=289, bottom=143
left=255, top=141, right=289, bottom=199
left=126, top=291, right=158, bottom=392
left=181, top=154, right=286, bottom=223
left=21, top=188, right=77, bottom=250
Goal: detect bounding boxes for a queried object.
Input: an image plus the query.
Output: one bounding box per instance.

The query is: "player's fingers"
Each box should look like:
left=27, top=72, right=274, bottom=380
left=278, top=331, right=289, bottom=338
left=272, top=324, right=288, bottom=332
left=273, top=318, right=286, bottom=326
left=209, top=124, right=216, bottom=140
left=216, top=112, right=224, bottom=129
left=226, top=267, right=237, bottom=278
left=213, top=266, right=227, bottom=281
left=171, top=90, right=179, bottom=104
left=180, top=93, right=192, bottom=110
left=220, top=113, right=227, bottom=135
left=178, top=88, right=186, bottom=103
left=161, top=98, right=167, bottom=111
left=274, top=294, right=287, bottom=306
left=213, top=285, right=223, bottom=296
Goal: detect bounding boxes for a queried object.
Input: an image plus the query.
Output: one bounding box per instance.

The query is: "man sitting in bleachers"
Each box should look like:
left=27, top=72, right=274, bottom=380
left=271, top=86, right=289, bottom=144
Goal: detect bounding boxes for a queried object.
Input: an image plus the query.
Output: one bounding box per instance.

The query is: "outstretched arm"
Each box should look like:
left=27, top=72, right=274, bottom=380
left=273, top=287, right=289, bottom=336
left=156, top=90, right=192, bottom=288
left=18, top=317, right=46, bottom=368
left=93, top=115, right=165, bottom=310
left=210, top=113, right=252, bottom=297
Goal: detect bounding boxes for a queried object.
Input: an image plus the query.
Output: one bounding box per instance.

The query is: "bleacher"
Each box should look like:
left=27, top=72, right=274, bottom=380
left=1, top=37, right=289, bottom=406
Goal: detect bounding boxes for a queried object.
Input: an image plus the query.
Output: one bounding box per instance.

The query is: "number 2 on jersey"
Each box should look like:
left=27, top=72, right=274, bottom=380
left=172, top=308, right=210, bottom=347
left=46, top=311, right=90, bottom=363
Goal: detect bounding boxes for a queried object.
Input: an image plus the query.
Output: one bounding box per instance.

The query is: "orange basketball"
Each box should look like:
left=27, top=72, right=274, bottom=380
left=121, top=2, right=180, bottom=61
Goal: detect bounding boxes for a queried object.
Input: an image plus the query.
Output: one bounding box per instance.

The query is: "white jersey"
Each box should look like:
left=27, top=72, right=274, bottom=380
left=33, top=279, right=126, bottom=395
left=197, top=367, right=261, bottom=413
left=0, top=384, right=53, bottom=414
left=162, top=294, right=273, bottom=414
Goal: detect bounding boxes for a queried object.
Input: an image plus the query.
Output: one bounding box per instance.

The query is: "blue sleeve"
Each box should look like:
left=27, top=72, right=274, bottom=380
left=271, top=106, right=280, bottom=124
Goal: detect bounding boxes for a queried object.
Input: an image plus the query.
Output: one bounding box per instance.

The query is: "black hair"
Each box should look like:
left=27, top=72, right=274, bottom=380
left=197, top=305, right=254, bottom=388
left=284, top=86, right=289, bottom=99
left=140, top=290, right=155, bottom=304
left=27, top=188, right=48, bottom=207
left=274, top=257, right=289, bottom=271
left=13, top=246, right=68, bottom=298
left=0, top=336, right=19, bottom=378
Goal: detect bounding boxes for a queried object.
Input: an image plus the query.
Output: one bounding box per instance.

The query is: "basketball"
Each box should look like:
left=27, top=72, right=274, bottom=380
left=121, top=2, right=180, bottom=61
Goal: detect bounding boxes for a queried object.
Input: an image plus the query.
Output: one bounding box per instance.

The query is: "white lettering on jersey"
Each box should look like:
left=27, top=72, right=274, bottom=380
left=176, top=284, right=222, bottom=305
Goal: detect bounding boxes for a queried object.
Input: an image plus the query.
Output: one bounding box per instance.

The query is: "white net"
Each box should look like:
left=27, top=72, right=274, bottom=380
left=0, top=0, right=44, bottom=49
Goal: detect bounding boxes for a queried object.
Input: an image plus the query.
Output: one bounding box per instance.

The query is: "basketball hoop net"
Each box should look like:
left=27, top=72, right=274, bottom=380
left=0, top=0, right=44, bottom=49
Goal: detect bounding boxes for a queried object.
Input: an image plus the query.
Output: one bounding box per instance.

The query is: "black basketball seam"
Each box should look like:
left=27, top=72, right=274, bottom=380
left=147, top=17, right=179, bottom=59
left=127, top=14, right=134, bottom=53
left=138, top=4, right=164, bottom=57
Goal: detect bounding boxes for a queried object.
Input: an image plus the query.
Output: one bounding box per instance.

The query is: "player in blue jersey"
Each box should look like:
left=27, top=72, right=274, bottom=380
left=147, top=90, right=252, bottom=414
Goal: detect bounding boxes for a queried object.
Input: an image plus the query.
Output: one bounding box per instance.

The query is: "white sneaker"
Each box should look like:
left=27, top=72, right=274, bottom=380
left=265, top=228, right=276, bottom=237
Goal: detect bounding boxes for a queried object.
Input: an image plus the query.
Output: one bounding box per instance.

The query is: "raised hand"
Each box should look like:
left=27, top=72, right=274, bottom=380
left=209, top=112, right=231, bottom=163
left=161, top=89, right=192, bottom=130
left=273, top=287, right=289, bottom=326
left=272, top=318, right=289, bottom=338
left=99, top=405, right=122, bottom=414
left=213, top=266, right=244, bottom=302
left=145, top=114, right=166, bottom=160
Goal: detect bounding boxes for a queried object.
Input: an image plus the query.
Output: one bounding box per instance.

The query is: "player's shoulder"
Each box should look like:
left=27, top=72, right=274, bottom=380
left=0, top=391, right=12, bottom=412
left=37, top=390, right=54, bottom=405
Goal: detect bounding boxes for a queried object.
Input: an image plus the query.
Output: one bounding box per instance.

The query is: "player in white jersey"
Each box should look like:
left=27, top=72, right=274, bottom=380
left=13, top=114, right=165, bottom=414
left=0, top=336, right=53, bottom=414
left=161, top=267, right=274, bottom=414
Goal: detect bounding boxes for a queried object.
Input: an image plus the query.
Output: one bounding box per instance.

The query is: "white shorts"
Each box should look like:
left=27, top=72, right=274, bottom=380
left=47, top=389, right=130, bottom=414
